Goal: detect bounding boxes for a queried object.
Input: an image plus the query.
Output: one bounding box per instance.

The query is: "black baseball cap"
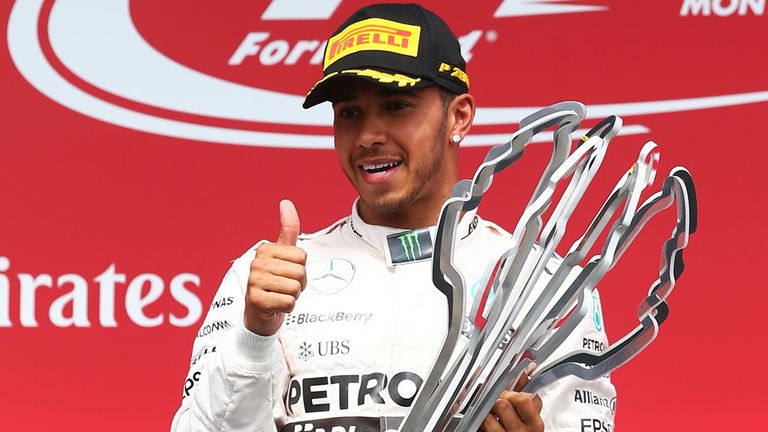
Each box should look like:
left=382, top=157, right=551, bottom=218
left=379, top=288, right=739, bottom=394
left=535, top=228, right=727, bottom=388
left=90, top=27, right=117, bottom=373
left=302, top=3, right=469, bottom=109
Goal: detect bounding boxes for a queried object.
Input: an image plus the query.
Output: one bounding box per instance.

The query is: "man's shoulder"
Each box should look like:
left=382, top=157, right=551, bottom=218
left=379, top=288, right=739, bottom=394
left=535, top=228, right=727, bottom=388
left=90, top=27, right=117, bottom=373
left=226, top=215, right=352, bottom=274
left=297, top=214, right=351, bottom=244
left=472, top=216, right=565, bottom=266
left=474, top=215, right=513, bottom=241
left=299, top=216, right=351, bottom=242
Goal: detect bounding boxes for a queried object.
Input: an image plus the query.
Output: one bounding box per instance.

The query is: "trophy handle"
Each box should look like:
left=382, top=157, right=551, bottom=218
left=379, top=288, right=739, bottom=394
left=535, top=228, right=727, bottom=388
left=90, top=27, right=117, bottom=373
left=519, top=141, right=663, bottom=365
left=524, top=168, right=697, bottom=393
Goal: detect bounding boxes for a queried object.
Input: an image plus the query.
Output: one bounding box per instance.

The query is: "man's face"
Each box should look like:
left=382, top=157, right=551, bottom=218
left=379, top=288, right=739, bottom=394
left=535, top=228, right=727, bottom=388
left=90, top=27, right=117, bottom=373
left=331, top=80, right=453, bottom=221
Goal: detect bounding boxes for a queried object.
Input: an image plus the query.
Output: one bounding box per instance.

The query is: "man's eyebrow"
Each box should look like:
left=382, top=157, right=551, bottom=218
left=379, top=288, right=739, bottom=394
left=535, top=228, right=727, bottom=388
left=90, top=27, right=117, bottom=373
left=331, top=93, right=355, bottom=104
left=378, top=88, right=423, bottom=98
left=330, top=87, right=423, bottom=104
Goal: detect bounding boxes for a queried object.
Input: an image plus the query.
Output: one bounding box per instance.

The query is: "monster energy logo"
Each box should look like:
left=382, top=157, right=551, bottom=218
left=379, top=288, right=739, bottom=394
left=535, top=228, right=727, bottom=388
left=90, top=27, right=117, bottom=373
left=386, top=229, right=433, bottom=265
left=399, top=232, right=422, bottom=261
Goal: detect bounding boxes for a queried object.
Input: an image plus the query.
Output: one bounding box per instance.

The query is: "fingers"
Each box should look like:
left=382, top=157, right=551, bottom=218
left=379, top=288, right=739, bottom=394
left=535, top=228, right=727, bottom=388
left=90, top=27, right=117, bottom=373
left=248, top=247, right=308, bottom=310
left=252, top=244, right=308, bottom=271
left=491, top=398, right=525, bottom=432
left=513, top=372, right=529, bottom=392
left=256, top=242, right=308, bottom=266
left=244, top=199, right=306, bottom=336
left=531, top=394, right=543, bottom=416
left=254, top=243, right=308, bottom=290
left=512, top=363, right=537, bottom=392
left=480, top=412, right=506, bottom=432
left=249, top=271, right=304, bottom=298
left=479, top=391, right=544, bottom=432
left=247, top=276, right=301, bottom=314
left=277, top=199, right=300, bottom=246
left=493, top=391, right=544, bottom=432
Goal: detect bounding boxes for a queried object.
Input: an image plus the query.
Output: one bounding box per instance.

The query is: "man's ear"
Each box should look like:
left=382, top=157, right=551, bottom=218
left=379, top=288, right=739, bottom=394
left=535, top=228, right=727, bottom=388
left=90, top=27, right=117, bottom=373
left=449, top=93, right=475, bottom=143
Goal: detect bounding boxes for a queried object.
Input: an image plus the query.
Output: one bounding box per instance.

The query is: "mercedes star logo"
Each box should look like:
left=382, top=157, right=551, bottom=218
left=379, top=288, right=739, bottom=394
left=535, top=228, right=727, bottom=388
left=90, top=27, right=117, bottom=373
left=306, top=258, right=356, bottom=295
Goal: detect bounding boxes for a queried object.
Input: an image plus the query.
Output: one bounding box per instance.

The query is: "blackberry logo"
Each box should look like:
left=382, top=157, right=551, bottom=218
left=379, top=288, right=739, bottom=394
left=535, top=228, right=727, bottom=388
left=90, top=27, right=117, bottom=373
left=284, top=311, right=373, bottom=326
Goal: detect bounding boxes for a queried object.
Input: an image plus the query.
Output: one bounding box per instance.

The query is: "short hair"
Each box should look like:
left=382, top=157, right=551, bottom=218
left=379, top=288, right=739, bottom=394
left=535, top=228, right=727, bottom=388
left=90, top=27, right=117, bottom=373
left=439, top=87, right=457, bottom=112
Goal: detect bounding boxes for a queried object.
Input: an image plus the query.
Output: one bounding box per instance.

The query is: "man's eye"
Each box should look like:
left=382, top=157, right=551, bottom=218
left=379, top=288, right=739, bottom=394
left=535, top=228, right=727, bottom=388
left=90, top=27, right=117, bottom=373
left=337, top=107, right=360, bottom=118
left=386, top=102, right=409, bottom=111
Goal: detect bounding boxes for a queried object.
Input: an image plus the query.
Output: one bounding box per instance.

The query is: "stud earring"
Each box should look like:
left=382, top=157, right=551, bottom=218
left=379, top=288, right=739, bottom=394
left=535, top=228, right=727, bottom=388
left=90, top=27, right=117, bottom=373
left=451, top=134, right=461, bottom=143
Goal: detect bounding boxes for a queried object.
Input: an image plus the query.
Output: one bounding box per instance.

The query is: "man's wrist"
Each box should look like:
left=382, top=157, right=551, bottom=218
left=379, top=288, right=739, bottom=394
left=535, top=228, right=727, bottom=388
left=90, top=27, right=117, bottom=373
left=224, top=322, right=280, bottom=371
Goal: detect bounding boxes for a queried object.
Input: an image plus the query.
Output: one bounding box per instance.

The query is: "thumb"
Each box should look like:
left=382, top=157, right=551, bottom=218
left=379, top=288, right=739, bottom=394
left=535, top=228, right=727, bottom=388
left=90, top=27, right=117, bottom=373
left=277, top=199, right=300, bottom=246
left=514, top=362, right=537, bottom=392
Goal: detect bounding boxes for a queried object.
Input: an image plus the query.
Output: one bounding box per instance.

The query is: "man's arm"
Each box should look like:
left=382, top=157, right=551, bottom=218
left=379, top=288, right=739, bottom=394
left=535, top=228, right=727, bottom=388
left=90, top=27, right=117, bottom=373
left=536, top=288, right=617, bottom=431
left=170, top=246, right=291, bottom=432
left=171, top=200, right=306, bottom=431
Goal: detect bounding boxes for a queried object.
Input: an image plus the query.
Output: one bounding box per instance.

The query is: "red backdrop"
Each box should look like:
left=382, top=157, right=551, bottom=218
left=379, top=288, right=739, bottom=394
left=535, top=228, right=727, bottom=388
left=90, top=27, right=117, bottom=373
left=2, top=0, right=766, bottom=430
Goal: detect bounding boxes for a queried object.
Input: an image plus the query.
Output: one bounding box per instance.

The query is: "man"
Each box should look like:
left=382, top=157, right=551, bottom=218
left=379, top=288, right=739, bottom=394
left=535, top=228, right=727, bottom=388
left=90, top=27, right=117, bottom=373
left=172, top=4, right=615, bottom=432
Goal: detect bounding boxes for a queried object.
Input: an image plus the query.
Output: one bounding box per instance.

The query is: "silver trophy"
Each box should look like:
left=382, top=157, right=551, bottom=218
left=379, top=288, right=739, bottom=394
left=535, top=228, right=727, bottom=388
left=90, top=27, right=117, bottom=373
left=397, top=102, right=698, bottom=432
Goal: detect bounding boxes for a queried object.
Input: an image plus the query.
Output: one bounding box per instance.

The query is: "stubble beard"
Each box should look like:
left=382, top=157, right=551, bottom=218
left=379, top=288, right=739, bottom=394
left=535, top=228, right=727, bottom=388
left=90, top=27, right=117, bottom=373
left=361, top=112, right=449, bottom=215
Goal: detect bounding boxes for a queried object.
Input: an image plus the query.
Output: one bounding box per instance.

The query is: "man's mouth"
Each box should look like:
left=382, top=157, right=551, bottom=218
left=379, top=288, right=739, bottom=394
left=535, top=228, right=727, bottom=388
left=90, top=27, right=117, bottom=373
left=360, top=161, right=402, bottom=174
left=357, top=160, right=402, bottom=184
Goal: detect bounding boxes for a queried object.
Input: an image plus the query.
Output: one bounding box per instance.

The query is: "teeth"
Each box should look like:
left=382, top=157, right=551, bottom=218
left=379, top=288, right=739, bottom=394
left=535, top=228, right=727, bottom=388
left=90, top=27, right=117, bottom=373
left=363, top=162, right=393, bottom=170
left=362, top=162, right=399, bottom=172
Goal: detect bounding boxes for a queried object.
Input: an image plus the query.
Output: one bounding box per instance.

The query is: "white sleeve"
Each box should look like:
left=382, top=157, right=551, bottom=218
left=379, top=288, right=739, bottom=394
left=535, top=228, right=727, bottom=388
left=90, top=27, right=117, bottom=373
left=171, top=245, right=291, bottom=432
left=538, top=288, right=617, bottom=432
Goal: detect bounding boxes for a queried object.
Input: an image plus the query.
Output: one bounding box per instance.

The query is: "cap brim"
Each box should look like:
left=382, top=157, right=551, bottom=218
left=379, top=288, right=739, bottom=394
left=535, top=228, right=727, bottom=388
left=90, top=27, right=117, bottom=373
left=302, top=68, right=433, bottom=109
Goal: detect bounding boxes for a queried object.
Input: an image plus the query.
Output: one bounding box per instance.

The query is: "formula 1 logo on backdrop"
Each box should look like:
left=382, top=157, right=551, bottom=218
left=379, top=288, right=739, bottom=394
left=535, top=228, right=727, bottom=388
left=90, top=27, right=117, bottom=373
left=7, top=0, right=768, bottom=148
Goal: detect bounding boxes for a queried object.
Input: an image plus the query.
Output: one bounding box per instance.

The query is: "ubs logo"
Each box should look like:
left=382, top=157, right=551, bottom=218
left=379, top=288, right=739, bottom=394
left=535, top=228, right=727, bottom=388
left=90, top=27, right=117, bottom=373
left=297, top=339, right=351, bottom=361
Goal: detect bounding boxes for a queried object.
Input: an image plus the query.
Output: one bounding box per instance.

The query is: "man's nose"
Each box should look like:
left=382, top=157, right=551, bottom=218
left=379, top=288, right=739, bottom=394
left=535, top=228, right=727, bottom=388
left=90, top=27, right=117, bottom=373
left=355, top=112, right=387, bottom=148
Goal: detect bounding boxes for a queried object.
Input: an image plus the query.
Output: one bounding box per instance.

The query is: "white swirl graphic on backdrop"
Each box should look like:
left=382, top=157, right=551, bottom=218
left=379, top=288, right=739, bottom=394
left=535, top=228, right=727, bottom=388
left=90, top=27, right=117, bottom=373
left=7, top=0, right=768, bottom=148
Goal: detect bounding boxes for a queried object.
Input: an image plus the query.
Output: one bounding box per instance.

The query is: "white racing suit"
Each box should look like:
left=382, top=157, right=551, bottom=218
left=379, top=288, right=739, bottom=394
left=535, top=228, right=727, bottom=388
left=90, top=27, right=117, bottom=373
left=171, top=203, right=617, bottom=432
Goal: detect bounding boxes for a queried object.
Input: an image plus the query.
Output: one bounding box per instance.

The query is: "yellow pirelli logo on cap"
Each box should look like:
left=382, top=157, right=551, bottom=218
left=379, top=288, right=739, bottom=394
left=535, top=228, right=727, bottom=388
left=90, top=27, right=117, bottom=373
left=324, top=18, right=421, bottom=69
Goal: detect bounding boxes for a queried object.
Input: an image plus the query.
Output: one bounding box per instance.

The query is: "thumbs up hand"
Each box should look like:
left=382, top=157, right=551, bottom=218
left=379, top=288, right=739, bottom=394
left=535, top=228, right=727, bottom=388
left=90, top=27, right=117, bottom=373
left=276, top=199, right=300, bottom=246
left=245, top=200, right=308, bottom=336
